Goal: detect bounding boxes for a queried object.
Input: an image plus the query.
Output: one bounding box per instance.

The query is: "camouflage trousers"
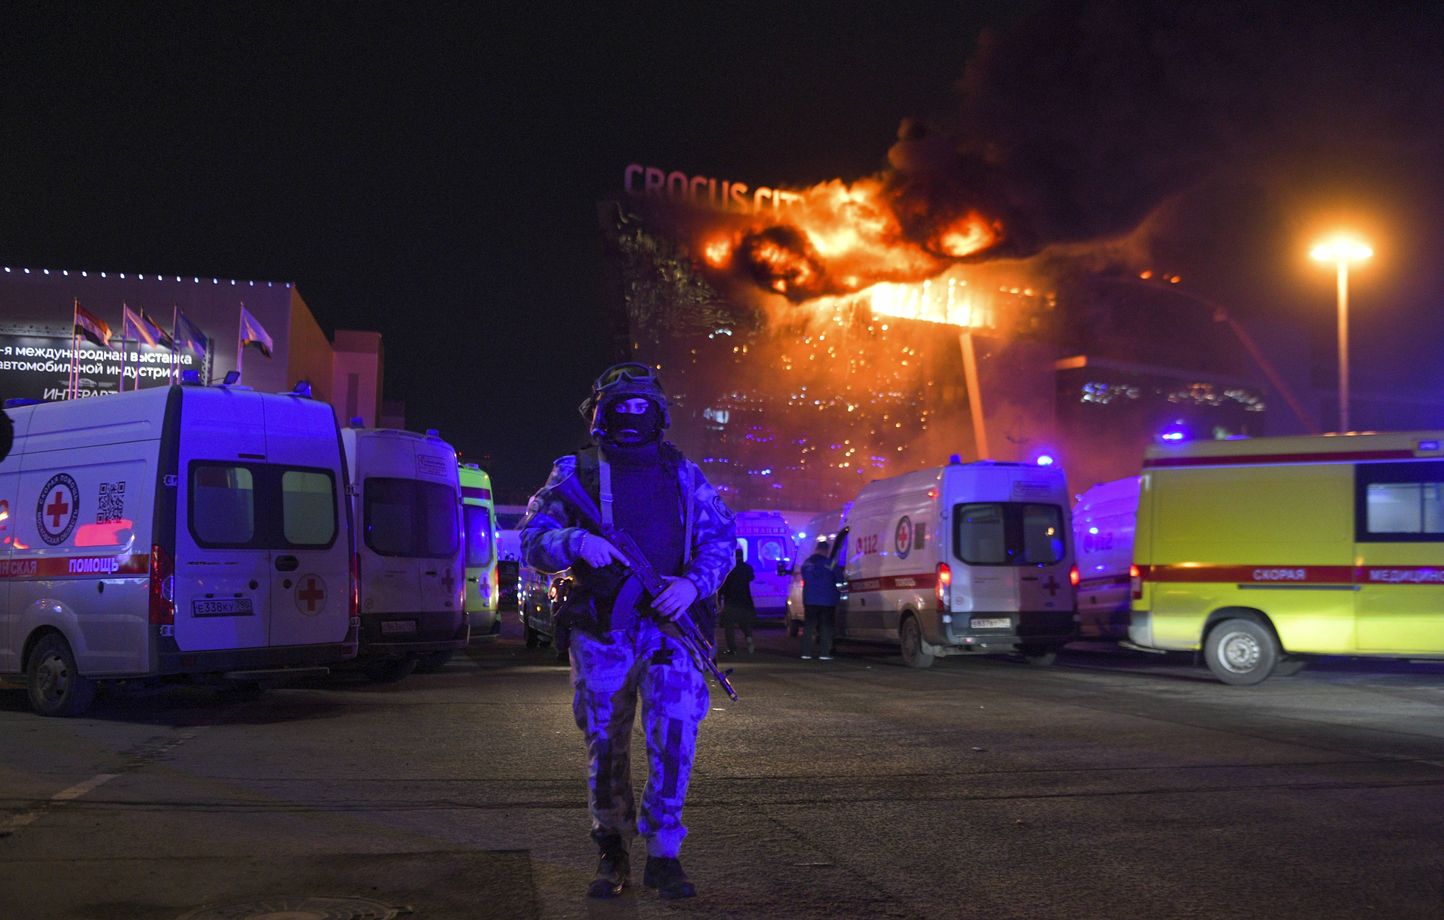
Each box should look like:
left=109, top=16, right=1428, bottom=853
left=569, top=616, right=709, bottom=857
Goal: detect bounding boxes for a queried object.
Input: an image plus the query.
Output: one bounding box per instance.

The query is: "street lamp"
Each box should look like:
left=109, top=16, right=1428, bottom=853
left=1310, top=234, right=1373, bottom=432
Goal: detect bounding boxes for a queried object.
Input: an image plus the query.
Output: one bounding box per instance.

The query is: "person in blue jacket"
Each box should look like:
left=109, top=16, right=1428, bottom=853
left=800, top=534, right=844, bottom=660
left=520, top=362, right=736, bottom=901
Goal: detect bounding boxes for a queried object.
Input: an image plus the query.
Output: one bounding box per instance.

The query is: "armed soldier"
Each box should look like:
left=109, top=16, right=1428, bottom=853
left=520, top=362, right=736, bottom=900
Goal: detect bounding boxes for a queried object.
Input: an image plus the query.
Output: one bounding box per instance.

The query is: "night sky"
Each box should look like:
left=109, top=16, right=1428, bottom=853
left=4, top=1, right=1443, bottom=501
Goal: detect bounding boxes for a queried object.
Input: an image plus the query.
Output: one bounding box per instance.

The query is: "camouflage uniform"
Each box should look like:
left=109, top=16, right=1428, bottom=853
left=521, top=451, right=735, bottom=857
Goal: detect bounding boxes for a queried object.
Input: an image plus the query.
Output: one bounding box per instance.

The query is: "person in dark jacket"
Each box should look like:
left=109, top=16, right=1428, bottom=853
left=718, top=548, right=756, bottom=654
left=800, top=535, right=844, bottom=660
left=520, top=362, right=736, bottom=901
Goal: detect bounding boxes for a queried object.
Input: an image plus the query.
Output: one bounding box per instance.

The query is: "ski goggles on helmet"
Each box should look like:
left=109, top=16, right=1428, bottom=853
left=591, top=362, right=659, bottom=393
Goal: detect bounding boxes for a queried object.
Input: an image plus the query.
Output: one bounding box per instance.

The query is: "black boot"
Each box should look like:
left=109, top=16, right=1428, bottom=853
left=587, top=834, right=629, bottom=899
left=643, top=856, right=696, bottom=900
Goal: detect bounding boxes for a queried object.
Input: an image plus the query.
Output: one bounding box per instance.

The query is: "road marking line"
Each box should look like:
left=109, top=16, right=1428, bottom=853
left=1, top=773, right=119, bottom=835
left=51, top=773, right=118, bottom=801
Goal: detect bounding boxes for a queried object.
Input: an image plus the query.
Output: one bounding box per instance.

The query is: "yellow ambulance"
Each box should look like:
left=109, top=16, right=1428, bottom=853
left=459, top=463, right=500, bottom=641
left=1130, top=432, right=1444, bottom=684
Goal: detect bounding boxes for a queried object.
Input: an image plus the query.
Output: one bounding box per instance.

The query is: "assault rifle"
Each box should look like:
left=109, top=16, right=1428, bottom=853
left=550, top=472, right=739, bottom=701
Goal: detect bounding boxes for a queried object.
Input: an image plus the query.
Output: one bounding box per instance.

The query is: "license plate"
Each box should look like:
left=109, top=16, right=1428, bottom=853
left=970, top=617, right=1011, bottom=629
left=381, top=620, right=417, bottom=636
left=192, top=598, right=254, bottom=617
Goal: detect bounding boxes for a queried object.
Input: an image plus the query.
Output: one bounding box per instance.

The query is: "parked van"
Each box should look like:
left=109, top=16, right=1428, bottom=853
left=0, top=385, right=358, bottom=717
left=459, top=463, right=500, bottom=640
left=1131, top=432, right=1444, bottom=684
left=838, top=458, right=1077, bottom=667
left=734, top=510, right=795, bottom=616
left=1071, top=477, right=1139, bottom=640
left=785, top=505, right=851, bottom=637
left=342, top=427, right=467, bottom=680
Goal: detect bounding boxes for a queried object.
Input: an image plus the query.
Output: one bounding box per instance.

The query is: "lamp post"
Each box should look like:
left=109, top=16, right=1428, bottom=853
left=1310, top=235, right=1373, bottom=432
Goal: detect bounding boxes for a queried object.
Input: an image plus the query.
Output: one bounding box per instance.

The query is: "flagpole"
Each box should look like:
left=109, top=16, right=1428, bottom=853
left=69, top=299, right=79, bottom=400
left=119, top=302, right=130, bottom=394
left=236, top=302, right=244, bottom=384
left=170, top=304, right=178, bottom=385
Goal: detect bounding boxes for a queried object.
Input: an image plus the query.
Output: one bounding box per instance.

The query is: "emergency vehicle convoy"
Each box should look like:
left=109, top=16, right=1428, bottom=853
left=1072, top=476, right=1139, bottom=640
left=1131, top=432, right=1444, bottom=684
left=835, top=458, right=1078, bottom=667
left=342, top=426, right=468, bottom=681
left=734, top=509, right=795, bottom=616
left=459, top=463, right=501, bottom=642
left=0, top=385, right=359, bottom=717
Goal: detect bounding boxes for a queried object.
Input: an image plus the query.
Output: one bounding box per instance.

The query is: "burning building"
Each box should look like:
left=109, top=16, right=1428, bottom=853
left=599, top=163, right=1271, bottom=511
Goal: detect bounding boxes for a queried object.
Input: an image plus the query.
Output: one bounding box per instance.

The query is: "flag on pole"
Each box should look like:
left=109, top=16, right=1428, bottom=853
left=73, top=304, right=113, bottom=349
left=238, top=306, right=273, bottom=358
left=141, top=308, right=175, bottom=349
left=122, top=305, right=172, bottom=349
left=174, top=309, right=208, bottom=358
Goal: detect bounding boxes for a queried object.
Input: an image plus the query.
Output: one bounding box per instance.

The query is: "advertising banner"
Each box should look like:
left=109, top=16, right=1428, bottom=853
left=0, top=334, right=201, bottom=402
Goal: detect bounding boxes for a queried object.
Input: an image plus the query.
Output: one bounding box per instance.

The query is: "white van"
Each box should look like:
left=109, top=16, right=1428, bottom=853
left=342, top=427, right=467, bottom=680
left=734, top=510, right=795, bottom=616
left=785, top=505, right=851, bottom=637
left=1071, top=476, right=1139, bottom=640
left=0, top=385, right=358, bottom=717
left=838, top=458, right=1078, bottom=667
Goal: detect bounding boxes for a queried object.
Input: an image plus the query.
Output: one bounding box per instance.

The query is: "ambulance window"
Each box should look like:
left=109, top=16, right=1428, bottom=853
left=757, top=538, right=786, bottom=563
left=464, top=505, right=494, bottom=567
left=1357, top=461, right=1444, bottom=541
left=1365, top=482, right=1444, bottom=535
left=955, top=504, right=1007, bottom=564
left=281, top=470, right=336, bottom=546
left=365, top=477, right=459, bottom=557
left=1021, top=504, right=1066, bottom=564
left=190, top=465, right=255, bottom=545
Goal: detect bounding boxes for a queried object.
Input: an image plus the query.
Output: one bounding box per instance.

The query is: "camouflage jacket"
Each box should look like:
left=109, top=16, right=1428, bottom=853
left=520, top=445, right=737, bottom=619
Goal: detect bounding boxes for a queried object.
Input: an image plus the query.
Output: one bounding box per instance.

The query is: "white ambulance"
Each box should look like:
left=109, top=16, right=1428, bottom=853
left=838, top=458, right=1078, bottom=667
left=734, top=509, right=795, bottom=616
left=342, top=427, right=467, bottom=680
left=0, top=385, right=358, bottom=717
left=1071, top=476, right=1140, bottom=640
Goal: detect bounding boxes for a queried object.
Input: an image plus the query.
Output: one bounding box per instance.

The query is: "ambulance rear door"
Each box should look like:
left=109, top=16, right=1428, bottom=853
left=261, top=397, right=350, bottom=648
left=174, top=389, right=271, bottom=652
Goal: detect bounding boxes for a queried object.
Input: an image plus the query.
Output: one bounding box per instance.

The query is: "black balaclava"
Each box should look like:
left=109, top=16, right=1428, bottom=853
left=602, top=399, right=664, bottom=446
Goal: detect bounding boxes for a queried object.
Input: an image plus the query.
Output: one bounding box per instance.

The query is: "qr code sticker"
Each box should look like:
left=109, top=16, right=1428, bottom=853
left=98, top=481, right=126, bottom=523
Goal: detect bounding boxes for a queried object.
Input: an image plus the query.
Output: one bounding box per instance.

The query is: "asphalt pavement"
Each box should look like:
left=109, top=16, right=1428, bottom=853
left=1, top=616, right=1442, bottom=920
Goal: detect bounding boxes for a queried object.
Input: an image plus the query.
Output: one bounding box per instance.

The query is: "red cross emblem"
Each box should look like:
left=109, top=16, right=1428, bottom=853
left=1043, top=575, right=1061, bottom=597
left=296, top=575, right=327, bottom=615
left=46, top=491, right=70, bottom=528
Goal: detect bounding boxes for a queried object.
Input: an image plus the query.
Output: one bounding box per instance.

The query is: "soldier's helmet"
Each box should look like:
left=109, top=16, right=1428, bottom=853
left=579, top=362, right=671, bottom=438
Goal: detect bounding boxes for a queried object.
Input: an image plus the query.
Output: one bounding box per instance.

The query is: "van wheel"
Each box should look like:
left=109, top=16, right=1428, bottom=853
left=363, top=657, right=418, bottom=683
left=899, top=616, right=935, bottom=669
left=27, top=635, right=96, bottom=717
left=1204, top=618, right=1279, bottom=685
left=1020, top=645, right=1058, bottom=667
left=413, top=650, right=454, bottom=673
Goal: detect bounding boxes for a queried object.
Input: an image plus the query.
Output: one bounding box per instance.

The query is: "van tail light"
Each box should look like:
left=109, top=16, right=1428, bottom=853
left=1069, top=564, right=1080, bottom=588
left=149, top=543, right=175, bottom=626
left=935, top=562, right=952, bottom=611
left=1130, top=564, right=1143, bottom=600
left=350, top=552, right=361, bottom=617
left=487, top=565, right=499, bottom=606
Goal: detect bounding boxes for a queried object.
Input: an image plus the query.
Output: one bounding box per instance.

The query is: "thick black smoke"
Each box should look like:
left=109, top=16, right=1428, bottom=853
left=887, top=0, right=1444, bottom=259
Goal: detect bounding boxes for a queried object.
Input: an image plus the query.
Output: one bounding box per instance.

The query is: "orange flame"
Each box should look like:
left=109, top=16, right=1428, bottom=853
left=699, top=175, right=1010, bottom=314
